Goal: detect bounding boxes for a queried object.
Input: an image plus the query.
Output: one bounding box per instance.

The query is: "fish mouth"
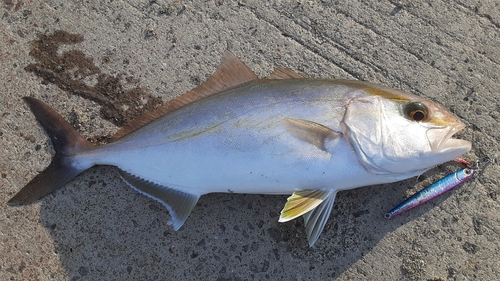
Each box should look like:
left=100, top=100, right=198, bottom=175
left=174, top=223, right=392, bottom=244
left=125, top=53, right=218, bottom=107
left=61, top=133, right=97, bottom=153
left=427, top=122, right=471, bottom=153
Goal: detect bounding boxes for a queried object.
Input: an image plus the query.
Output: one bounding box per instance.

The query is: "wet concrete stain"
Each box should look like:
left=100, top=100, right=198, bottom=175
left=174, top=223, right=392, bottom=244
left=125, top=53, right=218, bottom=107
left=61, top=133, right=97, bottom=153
left=25, top=30, right=163, bottom=127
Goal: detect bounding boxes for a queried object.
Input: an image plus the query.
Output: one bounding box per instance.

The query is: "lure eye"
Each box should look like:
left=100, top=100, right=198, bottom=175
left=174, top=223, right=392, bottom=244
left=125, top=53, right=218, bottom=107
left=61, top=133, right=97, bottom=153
left=404, top=102, right=428, bottom=122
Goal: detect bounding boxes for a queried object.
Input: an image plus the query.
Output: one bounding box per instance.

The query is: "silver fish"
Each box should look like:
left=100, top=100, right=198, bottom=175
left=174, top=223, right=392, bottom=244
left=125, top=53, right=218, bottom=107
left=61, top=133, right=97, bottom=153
left=8, top=51, right=471, bottom=246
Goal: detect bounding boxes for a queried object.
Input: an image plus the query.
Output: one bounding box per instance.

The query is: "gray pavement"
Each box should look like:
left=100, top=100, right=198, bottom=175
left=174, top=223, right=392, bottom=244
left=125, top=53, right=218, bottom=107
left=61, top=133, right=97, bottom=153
left=1, top=1, right=499, bottom=280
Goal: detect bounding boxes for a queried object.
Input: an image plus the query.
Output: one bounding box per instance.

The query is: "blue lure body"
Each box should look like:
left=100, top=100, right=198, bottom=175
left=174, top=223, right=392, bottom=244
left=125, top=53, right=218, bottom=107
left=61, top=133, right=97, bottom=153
left=385, top=168, right=475, bottom=219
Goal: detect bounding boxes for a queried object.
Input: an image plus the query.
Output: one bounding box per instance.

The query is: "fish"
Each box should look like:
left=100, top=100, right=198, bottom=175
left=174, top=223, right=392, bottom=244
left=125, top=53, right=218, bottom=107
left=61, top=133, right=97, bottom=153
left=385, top=168, right=475, bottom=219
left=8, top=51, right=471, bottom=246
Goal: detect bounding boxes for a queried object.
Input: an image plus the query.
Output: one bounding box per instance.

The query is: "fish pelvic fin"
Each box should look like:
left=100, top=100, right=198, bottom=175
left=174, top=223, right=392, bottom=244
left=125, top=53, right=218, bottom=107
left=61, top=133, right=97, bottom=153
left=279, top=189, right=332, bottom=222
left=119, top=171, right=200, bottom=230
left=302, top=191, right=336, bottom=247
left=8, top=97, right=95, bottom=206
left=279, top=189, right=337, bottom=246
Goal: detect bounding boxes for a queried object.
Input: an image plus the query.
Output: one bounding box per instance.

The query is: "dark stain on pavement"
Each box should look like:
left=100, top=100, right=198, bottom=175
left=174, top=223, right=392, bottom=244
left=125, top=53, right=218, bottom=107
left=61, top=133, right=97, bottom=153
left=25, top=30, right=163, bottom=127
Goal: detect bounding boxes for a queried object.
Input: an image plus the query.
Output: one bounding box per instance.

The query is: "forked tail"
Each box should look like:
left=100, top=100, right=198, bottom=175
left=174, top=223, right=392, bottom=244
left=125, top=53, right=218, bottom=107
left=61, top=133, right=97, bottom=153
left=8, top=97, right=95, bottom=205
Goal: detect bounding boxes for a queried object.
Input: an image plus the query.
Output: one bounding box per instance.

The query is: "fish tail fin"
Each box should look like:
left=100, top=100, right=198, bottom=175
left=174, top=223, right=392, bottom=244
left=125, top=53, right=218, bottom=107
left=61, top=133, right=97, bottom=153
left=8, top=97, right=96, bottom=206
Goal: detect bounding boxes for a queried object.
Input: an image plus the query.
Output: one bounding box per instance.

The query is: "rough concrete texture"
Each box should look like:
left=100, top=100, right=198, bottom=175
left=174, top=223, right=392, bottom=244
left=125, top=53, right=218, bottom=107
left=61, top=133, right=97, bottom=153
left=1, top=1, right=499, bottom=280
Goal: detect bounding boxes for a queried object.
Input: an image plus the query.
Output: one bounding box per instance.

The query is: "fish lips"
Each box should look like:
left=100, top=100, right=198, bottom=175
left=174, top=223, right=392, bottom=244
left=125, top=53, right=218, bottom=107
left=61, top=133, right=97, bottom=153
left=426, top=123, right=471, bottom=156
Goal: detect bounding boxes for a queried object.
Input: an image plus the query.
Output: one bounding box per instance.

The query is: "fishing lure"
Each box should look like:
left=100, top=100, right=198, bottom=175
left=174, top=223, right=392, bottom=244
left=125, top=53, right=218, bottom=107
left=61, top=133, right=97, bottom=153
left=385, top=168, right=475, bottom=219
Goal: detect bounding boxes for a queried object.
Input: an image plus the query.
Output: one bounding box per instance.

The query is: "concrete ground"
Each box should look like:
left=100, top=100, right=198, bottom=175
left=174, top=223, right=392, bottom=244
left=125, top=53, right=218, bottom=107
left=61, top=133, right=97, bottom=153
left=1, top=1, right=499, bottom=280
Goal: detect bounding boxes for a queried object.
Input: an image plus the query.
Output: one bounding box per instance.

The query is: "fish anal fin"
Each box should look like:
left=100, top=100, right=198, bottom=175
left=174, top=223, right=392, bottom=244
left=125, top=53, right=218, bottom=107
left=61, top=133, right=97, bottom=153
left=283, top=118, right=341, bottom=151
left=303, top=191, right=337, bottom=247
left=279, top=190, right=331, bottom=222
left=119, top=171, right=200, bottom=230
left=110, top=50, right=258, bottom=141
left=267, top=67, right=307, bottom=79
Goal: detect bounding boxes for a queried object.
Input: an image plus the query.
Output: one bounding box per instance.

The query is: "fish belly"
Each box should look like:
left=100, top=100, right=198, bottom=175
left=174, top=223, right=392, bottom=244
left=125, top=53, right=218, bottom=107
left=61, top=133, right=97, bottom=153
left=87, top=124, right=392, bottom=196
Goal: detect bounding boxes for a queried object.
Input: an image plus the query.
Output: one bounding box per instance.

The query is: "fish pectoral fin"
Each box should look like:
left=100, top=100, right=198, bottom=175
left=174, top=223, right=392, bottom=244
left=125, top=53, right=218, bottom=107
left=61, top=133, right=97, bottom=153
left=267, top=66, right=307, bottom=79
left=283, top=118, right=341, bottom=151
left=279, top=189, right=332, bottom=222
left=119, top=171, right=200, bottom=231
left=303, top=191, right=337, bottom=247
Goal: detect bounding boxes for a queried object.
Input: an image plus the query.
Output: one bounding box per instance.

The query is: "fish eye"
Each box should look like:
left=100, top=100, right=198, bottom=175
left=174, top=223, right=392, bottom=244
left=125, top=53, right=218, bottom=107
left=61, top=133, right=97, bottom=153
left=404, top=102, right=428, bottom=122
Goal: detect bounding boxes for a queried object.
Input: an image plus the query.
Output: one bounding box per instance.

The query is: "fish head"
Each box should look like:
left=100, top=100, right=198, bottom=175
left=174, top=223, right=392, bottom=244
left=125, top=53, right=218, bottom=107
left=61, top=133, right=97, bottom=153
left=342, top=85, right=471, bottom=176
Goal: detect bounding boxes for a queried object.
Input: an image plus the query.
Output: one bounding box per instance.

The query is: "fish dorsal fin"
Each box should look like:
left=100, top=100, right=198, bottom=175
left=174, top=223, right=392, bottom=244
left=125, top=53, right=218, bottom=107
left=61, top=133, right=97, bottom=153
left=302, top=191, right=337, bottom=247
left=279, top=189, right=332, bottom=222
left=110, top=50, right=258, bottom=141
left=119, top=171, right=200, bottom=230
left=267, top=66, right=307, bottom=79
left=283, top=118, right=341, bottom=151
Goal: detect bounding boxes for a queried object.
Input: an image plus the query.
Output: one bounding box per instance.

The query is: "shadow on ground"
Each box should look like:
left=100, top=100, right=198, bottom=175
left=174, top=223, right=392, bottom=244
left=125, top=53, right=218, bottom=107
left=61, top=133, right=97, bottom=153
left=36, top=165, right=449, bottom=280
